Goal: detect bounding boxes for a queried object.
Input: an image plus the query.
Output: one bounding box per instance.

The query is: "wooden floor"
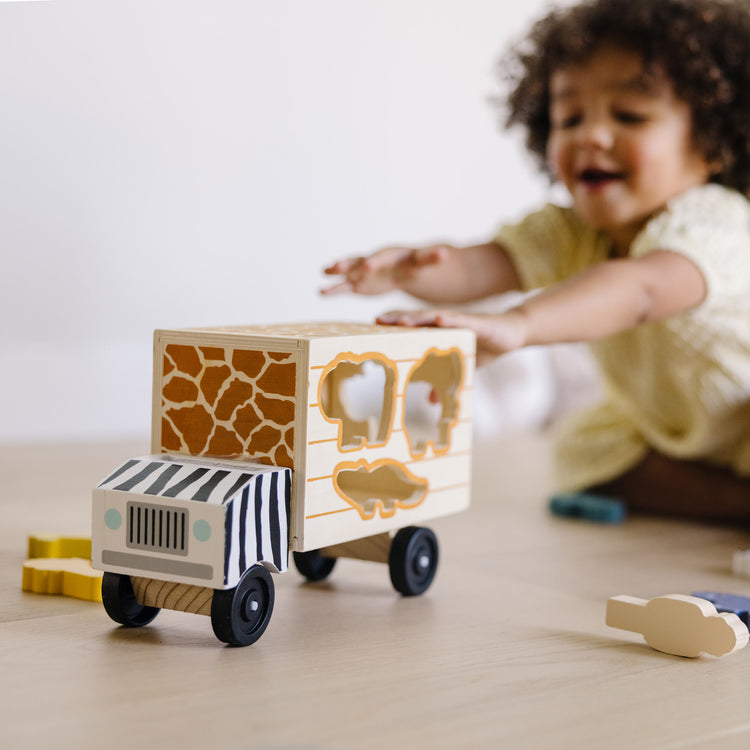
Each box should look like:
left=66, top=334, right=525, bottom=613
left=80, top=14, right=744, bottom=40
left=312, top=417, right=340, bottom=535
left=3, top=433, right=750, bottom=749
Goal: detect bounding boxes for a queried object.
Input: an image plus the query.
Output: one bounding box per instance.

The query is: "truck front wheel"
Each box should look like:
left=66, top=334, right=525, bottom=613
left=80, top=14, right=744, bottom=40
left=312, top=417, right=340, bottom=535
left=101, top=572, right=160, bottom=627
left=211, top=564, right=275, bottom=646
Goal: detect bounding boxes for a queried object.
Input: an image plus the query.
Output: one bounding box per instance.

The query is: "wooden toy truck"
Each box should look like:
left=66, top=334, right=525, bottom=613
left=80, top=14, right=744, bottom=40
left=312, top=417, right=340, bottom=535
left=92, top=323, right=475, bottom=645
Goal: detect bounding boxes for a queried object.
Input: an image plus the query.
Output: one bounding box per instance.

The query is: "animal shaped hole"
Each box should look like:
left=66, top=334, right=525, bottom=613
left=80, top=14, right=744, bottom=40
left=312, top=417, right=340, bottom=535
left=334, top=462, right=428, bottom=520
left=404, top=350, right=463, bottom=456
left=320, top=358, right=396, bottom=450
left=404, top=382, right=443, bottom=451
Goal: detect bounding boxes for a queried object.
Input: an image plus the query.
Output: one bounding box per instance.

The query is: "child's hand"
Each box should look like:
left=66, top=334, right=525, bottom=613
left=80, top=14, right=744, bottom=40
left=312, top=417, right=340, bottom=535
left=321, top=245, right=449, bottom=296
left=376, top=308, right=529, bottom=366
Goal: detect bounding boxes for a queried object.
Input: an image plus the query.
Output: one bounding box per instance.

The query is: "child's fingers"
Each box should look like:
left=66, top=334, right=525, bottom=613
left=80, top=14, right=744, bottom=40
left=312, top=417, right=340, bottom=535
left=360, top=246, right=414, bottom=272
left=321, top=256, right=375, bottom=295
left=322, top=246, right=447, bottom=289
left=322, top=245, right=449, bottom=298
left=323, top=258, right=361, bottom=275
left=360, top=245, right=447, bottom=272
left=376, top=310, right=406, bottom=325
left=376, top=310, right=412, bottom=325
left=376, top=309, right=447, bottom=326
left=427, top=310, right=477, bottom=329
left=376, top=309, right=526, bottom=365
left=322, top=250, right=408, bottom=288
left=320, top=280, right=354, bottom=295
left=378, top=308, right=484, bottom=329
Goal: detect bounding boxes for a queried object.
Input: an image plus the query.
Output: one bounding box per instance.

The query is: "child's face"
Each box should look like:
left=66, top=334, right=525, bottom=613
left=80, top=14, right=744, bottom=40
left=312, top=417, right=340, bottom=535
left=546, top=45, right=712, bottom=254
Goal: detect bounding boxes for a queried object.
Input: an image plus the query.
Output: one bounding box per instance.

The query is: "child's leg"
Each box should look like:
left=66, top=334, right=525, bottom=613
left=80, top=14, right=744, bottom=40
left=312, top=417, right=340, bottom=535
left=590, top=451, right=750, bottom=525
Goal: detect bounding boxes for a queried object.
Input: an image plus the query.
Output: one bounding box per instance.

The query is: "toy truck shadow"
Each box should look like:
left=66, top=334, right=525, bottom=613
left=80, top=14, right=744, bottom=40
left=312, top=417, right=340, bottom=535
left=92, top=323, right=475, bottom=646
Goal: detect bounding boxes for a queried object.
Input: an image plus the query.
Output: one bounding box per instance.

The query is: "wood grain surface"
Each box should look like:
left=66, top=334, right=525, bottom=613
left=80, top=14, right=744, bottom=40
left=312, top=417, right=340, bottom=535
left=3, top=434, right=750, bottom=749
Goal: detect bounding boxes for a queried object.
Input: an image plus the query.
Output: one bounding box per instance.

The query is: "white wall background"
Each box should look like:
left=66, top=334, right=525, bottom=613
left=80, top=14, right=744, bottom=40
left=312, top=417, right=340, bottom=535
left=0, top=0, right=588, bottom=443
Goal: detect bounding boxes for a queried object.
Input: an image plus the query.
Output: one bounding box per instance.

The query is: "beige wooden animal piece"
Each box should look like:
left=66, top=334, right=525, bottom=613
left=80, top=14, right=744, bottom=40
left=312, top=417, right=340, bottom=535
left=606, top=594, right=749, bottom=657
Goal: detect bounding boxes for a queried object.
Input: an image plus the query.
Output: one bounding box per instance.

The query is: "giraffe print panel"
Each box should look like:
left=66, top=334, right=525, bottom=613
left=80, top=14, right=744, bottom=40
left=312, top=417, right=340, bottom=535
left=159, top=344, right=296, bottom=468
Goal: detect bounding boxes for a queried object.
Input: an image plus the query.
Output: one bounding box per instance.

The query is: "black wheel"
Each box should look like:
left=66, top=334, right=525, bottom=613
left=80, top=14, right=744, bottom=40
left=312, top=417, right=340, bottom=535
left=211, top=565, right=275, bottom=646
left=101, top=572, right=160, bottom=627
left=293, top=549, right=337, bottom=582
left=389, top=526, right=439, bottom=596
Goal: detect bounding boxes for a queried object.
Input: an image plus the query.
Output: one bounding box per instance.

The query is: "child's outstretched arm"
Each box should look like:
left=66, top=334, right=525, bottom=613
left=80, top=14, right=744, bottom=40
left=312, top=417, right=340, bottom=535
left=322, top=242, right=521, bottom=303
left=379, top=250, right=707, bottom=363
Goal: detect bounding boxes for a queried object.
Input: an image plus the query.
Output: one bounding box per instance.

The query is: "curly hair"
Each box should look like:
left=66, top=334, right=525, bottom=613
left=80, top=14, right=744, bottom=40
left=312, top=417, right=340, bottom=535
left=501, top=0, right=750, bottom=196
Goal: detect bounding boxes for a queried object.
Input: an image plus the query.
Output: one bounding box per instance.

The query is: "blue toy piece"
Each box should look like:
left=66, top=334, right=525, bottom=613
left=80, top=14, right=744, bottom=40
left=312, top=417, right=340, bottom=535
left=692, top=591, right=750, bottom=629
left=548, top=492, right=626, bottom=524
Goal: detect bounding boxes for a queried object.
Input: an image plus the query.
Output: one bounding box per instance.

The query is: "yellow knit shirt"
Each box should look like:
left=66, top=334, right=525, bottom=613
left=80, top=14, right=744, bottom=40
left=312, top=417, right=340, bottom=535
left=496, top=184, right=750, bottom=490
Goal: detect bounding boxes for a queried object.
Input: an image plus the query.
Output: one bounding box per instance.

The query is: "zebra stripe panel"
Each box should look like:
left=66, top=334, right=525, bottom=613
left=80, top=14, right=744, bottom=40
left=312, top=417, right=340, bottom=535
left=224, top=470, right=291, bottom=584
left=98, top=457, right=261, bottom=506
left=98, top=455, right=291, bottom=582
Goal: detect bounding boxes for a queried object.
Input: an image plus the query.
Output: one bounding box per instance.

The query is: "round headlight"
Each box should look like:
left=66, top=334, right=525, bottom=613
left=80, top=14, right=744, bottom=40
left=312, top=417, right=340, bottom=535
left=104, top=508, right=122, bottom=531
left=193, top=519, right=212, bottom=542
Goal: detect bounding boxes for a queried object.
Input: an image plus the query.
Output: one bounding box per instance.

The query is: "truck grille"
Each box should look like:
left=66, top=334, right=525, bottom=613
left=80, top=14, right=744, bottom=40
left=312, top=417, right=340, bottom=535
left=126, top=501, right=188, bottom=556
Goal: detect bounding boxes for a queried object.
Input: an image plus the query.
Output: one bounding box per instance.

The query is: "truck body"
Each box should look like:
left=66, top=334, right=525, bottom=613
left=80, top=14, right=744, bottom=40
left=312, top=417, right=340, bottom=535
left=91, top=322, right=475, bottom=644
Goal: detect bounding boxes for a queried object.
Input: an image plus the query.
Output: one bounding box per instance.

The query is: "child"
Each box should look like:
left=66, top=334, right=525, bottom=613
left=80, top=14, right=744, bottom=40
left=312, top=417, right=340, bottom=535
left=322, top=0, right=750, bottom=524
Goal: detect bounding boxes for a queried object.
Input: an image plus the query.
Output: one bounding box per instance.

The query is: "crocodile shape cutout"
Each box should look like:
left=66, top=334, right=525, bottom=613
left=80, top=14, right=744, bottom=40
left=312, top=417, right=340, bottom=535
left=333, top=459, right=428, bottom=520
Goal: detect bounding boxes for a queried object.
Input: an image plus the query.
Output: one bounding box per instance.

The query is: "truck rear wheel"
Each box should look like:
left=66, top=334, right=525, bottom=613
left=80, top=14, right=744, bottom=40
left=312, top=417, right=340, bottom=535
left=389, top=526, right=439, bottom=596
left=293, top=550, right=337, bottom=582
left=101, top=572, right=160, bottom=627
left=211, top=564, right=275, bottom=646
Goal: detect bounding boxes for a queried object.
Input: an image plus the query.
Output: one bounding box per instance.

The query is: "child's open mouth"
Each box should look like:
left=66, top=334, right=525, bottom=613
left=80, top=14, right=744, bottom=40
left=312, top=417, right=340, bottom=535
left=579, top=168, right=624, bottom=187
